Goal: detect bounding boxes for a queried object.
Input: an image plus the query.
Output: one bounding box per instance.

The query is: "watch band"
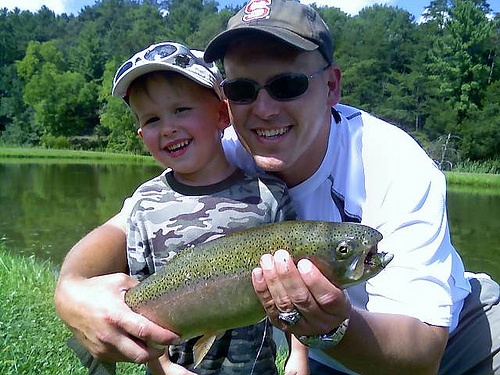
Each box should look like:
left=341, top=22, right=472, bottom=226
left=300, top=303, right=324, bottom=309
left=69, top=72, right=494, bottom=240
left=297, top=317, right=350, bottom=349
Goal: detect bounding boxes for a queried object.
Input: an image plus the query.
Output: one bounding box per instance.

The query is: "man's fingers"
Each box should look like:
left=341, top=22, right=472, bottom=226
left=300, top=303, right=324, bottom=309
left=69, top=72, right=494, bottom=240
left=297, top=258, right=350, bottom=315
left=114, top=334, right=164, bottom=364
left=296, top=258, right=351, bottom=334
left=260, top=252, right=295, bottom=310
left=253, top=250, right=318, bottom=332
left=65, top=273, right=180, bottom=364
left=252, top=251, right=351, bottom=336
left=252, top=266, right=284, bottom=318
left=79, top=317, right=171, bottom=363
left=273, top=250, right=317, bottom=311
left=115, top=310, right=180, bottom=347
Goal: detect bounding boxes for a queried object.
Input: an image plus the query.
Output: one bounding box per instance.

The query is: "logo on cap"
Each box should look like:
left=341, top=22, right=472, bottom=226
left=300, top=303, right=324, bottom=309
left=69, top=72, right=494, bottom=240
left=242, top=0, right=271, bottom=22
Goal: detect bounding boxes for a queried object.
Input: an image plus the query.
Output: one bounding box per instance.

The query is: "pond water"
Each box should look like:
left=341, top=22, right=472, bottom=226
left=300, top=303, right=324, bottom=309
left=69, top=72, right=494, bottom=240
left=0, top=161, right=162, bottom=265
left=1, top=162, right=499, bottom=280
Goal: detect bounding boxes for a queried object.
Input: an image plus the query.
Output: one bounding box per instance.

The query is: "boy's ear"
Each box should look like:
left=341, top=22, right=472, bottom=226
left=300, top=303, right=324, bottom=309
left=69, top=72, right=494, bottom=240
left=137, top=128, right=144, bottom=138
left=218, top=99, right=231, bottom=130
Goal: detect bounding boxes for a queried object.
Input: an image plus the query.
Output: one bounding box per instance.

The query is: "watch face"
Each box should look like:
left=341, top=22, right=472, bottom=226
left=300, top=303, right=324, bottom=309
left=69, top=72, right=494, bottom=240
left=298, top=318, right=350, bottom=349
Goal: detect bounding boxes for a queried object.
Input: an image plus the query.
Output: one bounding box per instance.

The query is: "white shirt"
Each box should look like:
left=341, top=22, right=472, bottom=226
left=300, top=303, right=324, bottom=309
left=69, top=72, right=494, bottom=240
left=222, top=103, right=471, bottom=371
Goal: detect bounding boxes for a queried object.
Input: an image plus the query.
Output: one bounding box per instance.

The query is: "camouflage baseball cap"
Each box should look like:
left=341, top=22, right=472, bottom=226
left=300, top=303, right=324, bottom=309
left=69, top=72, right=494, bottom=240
left=204, top=0, right=333, bottom=64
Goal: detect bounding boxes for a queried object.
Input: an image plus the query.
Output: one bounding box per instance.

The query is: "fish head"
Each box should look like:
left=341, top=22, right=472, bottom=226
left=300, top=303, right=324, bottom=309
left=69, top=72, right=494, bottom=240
left=310, top=222, right=393, bottom=288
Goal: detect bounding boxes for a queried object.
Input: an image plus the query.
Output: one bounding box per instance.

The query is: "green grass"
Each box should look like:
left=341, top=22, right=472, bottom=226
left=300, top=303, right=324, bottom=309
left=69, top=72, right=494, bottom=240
left=445, top=171, right=500, bottom=189
left=0, top=146, right=157, bottom=165
left=0, top=243, right=287, bottom=374
left=0, top=243, right=146, bottom=374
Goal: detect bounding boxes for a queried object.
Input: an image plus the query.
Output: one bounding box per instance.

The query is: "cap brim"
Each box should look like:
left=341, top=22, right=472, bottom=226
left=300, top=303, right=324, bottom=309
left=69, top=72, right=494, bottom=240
left=112, top=62, right=215, bottom=99
left=204, top=27, right=319, bottom=63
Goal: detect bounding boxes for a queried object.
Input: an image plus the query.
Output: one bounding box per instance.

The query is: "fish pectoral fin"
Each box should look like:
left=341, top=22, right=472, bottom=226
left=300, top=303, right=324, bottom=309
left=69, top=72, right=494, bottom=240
left=193, top=332, right=223, bottom=368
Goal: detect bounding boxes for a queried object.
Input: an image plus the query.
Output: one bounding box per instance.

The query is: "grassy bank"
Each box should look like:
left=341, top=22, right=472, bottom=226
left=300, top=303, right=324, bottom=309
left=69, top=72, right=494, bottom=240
left=445, top=171, right=500, bottom=189
left=0, top=243, right=146, bottom=374
left=0, top=243, right=287, bottom=374
left=0, top=147, right=157, bottom=165
left=1, top=146, right=499, bottom=189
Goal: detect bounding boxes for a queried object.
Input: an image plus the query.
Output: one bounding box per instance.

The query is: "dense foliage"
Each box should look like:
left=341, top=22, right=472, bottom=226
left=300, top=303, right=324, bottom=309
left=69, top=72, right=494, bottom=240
left=0, top=0, right=498, bottom=170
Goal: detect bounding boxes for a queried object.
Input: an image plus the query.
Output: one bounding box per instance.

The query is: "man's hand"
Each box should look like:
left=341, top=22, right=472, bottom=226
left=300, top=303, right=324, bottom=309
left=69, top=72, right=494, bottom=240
left=55, top=272, right=180, bottom=364
left=251, top=249, right=350, bottom=337
left=251, top=249, right=448, bottom=375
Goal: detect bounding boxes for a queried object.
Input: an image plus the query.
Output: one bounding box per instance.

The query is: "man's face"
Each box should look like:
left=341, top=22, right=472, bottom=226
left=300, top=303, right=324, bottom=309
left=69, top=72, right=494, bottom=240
left=223, top=40, right=341, bottom=186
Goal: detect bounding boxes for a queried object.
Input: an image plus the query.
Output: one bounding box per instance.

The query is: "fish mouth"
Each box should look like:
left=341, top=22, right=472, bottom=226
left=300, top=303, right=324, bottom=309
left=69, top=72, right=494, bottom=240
left=349, top=245, right=393, bottom=281
left=364, top=245, right=393, bottom=269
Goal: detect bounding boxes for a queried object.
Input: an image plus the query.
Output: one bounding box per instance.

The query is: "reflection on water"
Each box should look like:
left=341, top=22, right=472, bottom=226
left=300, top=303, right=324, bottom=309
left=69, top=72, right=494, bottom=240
left=447, top=188, right=500, bottom=280
left=0, top=162, right=499, bottom=280
left=0, top=162, right=162, bottom=264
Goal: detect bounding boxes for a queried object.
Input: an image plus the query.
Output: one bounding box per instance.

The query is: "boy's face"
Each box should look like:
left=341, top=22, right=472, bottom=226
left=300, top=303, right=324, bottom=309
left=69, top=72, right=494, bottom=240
left=129, top=73, right=230, bottom=185
left=223, top=39, right=341, bottom=187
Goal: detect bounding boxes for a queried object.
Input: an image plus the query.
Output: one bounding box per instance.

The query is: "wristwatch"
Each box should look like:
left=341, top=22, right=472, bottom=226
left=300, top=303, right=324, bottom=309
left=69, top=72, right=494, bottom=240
left=297, top=318, right=350, bottom=349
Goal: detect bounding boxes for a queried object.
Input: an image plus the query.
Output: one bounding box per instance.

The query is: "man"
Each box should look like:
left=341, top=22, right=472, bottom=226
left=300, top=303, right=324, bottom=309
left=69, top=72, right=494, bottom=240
left=54, top=1, right=500, bottom=374
left=205, top=1, right=500, bottom=374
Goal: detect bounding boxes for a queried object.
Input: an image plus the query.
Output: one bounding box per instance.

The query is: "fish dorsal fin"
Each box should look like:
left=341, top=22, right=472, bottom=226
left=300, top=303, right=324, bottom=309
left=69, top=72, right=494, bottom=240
left=192, top=332, right=225, bottom=368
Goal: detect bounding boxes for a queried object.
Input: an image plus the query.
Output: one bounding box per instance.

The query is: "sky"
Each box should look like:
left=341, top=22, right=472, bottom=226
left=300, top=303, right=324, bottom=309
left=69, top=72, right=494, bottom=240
left=0, top=0, right=498, bottom=21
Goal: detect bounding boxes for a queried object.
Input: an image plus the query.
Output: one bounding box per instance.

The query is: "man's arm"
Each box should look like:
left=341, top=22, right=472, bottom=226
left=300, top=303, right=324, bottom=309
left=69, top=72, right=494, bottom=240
left=54, top=215, right=180, bottom=364
left=252, top=250, right=448, bottom=375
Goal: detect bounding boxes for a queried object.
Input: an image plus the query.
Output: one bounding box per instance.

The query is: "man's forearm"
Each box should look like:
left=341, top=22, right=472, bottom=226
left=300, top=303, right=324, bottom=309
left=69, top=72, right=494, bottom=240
left=53, top=217, right=178, bottom=363
left=54, top=217, right=128, bottom=330
left=324, top=308, right=448, bottom=374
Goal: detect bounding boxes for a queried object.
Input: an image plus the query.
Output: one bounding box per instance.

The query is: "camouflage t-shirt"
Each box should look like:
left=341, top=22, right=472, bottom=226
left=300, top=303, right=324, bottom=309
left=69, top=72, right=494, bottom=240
left=121, top=168, right=296, bottom=375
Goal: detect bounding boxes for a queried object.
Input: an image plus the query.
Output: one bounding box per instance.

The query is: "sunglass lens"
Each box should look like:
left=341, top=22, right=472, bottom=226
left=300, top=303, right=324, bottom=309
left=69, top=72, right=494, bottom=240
left=144, top=44, right=177, bottom=61
left=115, top=61, right=133, bottom=82
left=223, top=73, right=310, bottom=103
left=223, top=80, right=258, bottom=104
left=269, top=74, right=308, bottom=100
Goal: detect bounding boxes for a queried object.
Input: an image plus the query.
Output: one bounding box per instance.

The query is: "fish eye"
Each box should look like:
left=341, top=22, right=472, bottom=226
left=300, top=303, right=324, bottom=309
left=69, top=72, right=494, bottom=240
left=336, top=240, right=351, bottom=256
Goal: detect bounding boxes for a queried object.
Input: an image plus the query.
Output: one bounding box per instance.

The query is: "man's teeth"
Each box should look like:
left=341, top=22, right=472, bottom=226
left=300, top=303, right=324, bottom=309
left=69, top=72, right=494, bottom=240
left=255, top=127, right=289, bottom=137
left=168, top=140, right=189, bottom=151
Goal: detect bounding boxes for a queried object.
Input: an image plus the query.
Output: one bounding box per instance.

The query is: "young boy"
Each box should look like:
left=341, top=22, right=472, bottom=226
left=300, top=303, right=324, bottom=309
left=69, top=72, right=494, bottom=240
left=112, top=41, right=299, bottom=374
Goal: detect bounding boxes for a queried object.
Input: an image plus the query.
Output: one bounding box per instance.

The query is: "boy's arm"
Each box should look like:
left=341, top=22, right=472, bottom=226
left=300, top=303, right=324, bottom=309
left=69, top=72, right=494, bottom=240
left=284, top=334, right=309, bottom=375
left=54, top=214, right=180, bottom=364
left=148, top=351, right=196, bottom=375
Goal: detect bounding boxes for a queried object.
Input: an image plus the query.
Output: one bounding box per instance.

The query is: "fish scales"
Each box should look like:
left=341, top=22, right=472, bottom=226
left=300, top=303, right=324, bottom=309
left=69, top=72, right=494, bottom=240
left=125, top=220, right=392, bottom=341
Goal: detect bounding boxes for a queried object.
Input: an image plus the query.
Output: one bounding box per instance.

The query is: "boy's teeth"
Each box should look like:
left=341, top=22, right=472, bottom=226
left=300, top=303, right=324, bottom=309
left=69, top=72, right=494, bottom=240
left=168, top=140, right=189, bottom=151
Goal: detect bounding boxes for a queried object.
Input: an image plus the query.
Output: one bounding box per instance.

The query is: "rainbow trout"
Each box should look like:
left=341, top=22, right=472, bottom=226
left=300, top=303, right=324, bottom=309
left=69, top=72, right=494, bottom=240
left=124, top=220, right=393, bottom=366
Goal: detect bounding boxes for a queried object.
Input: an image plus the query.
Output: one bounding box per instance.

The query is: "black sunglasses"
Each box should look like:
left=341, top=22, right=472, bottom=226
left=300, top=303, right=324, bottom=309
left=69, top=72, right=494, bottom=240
left=220, top=65, right=330, bottom=104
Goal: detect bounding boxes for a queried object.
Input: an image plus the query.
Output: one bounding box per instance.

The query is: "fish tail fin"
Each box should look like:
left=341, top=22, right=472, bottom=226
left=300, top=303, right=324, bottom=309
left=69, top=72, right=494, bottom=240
left=67, top=335, right=116, bottom=375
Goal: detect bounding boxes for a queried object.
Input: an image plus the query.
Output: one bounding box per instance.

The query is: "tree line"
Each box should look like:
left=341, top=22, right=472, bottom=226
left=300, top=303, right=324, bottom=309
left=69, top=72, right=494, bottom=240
left=0, top=0, right=498, bottom=169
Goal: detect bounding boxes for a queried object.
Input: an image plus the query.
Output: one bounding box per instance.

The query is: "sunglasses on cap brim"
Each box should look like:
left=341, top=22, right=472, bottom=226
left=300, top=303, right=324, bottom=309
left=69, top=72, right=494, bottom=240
left=114, top=42, right=199, bottom=87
